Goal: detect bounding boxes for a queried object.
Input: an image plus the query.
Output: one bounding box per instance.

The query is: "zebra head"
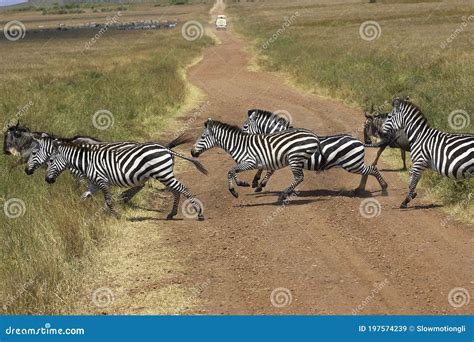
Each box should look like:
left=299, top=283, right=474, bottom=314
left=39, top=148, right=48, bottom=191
left=242, top=110, right=261, bottom=134
left=242, top=109, right=291, bottom=134
left=45, top=143, right=68, bottom=184
left=191, top=119, right=217, bottom=157
left=25, top=134, right=53, bottom=175
left=382, top=98, right=406, bottom=136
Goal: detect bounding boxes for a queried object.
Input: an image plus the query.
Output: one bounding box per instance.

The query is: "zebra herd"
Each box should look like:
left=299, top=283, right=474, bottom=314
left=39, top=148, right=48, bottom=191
left=3, top=97, right=473, bottom=220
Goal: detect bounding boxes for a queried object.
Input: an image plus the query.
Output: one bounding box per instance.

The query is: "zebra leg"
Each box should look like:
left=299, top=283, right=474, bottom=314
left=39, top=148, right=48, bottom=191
left=166, top=190, right=181, bottom=220
left=348, top=163, right=387, bottom=196
left=81, top=182, right=99, bottom=201
left=372, top=146, right=386, bottom=166
left=278, top=161, right=304, bottom=204
left=401, top=149, right=407, bottom=170
left=400, top=164, right=425, bottom=208
left=235, top=176, right=250, bottom=187
left=119, top=185, right=145, bottom=204
left=97, top=181, right=119, bottom=217
left=162, top=178, right=204, bottom=221
left=227, top=161, right=256, bottom=198
left=255, top=170, right=274, bottom=193
left=252, top=169, right=263, bottom=188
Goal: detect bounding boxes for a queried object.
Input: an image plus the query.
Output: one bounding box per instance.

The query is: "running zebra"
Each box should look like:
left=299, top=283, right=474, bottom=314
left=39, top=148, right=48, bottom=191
left=25, top=133, right=143, bottom=201
left=45, top=138, right=207, bottom=220
left=243, top=109, right=388, bottom=195
left=364, top=106, right=410, bottom=170
left=382, top=98, right=474, bottom=208
left=191, top=118, right=321, bottom=203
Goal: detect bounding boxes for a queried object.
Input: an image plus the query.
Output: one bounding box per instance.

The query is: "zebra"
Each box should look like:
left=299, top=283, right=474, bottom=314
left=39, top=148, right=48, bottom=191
left=25, top=134, right=143, bottom=201
left=364, top=106, right=410, bottom=170
left=45, top=138, right=207, bottom=220
left=242, top=109, right=388, bottom=195
left=382, top=98, right=474, bottom=208
left=191, top=118, right=322, bottom=203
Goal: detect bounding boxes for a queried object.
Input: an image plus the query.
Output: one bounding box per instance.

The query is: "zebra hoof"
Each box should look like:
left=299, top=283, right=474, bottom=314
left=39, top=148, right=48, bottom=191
left=198, top=216, right=205, bottom=221
left=229, top=189, right=239, bottom=198
left=255, top=187, right=263, bottom=193
left=166, top=214, right=175, bottom=220
left=252, top=181, right=259, bottom=188
left=400, top=202, right=408, bottom=209
left=381, top=189, right=388, bottom=196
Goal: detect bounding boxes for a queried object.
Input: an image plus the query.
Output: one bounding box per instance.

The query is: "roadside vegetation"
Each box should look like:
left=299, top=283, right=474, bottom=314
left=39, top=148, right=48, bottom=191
left=0, top=3, right=212, bottom=314
left=228, top=0, right=473, bottom=220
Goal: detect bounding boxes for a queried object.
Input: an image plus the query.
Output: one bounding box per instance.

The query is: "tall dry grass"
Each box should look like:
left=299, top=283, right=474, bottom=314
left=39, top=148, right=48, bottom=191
left=229, top=0, right=473, bottom=215
left=0, top=4, right=212, bottom=314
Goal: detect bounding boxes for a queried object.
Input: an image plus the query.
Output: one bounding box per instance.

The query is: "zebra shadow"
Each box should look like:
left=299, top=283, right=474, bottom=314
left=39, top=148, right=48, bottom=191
left=237, top=198, right=326, bottom=207
left=252, top=189, right=378, bottom=199
left=127, top=216, right=184, bottom=222
left=398, top=203, right=443, bottom=210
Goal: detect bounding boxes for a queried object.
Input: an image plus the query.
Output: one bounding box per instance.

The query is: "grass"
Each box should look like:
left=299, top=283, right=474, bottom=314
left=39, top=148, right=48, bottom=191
left=228, top=0, right=473, bottom=219
left=0, top=3, right=212, bottom=314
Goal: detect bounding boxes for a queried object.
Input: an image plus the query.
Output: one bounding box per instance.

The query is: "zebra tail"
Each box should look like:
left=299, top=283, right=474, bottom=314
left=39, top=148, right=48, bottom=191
left=165, top=133, right=193, bottom=149
left=169, top=150, right=209, bottom=176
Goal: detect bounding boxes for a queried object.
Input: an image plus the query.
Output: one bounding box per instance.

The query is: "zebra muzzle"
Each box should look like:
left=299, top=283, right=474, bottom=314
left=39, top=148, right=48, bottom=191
left=191, top=149, right=200, bottom=158
left=25, top=167, right=34, bottom=175
left=45, top=176, right=56, bottom=184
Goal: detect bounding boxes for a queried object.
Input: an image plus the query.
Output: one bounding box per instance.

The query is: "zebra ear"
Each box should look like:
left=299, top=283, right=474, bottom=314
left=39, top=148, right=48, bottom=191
left=392, top=97, right=401, bottom=109
left=204, top=118, right=212, bottom=128
left=404, top=95, right=410, bottom=102
left=247, top=110, right=256, bottom=117
left=364, top=112, right=371, bottom=118
left=52, top=140, right=61, bottom=149
left=41, top=133, right=49, bottom=138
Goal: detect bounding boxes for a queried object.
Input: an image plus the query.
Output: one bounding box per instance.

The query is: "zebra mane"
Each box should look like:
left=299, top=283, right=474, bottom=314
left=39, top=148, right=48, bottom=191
left=397, top=100, right=427, bottom=122
left=249, top=109, right=290, bottom=125
left=207, top=120, right=243, bottom=134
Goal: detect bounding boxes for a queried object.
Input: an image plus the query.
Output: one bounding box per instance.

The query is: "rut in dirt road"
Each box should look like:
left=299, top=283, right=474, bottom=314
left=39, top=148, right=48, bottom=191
left=76, top=1, right=473, bottom=315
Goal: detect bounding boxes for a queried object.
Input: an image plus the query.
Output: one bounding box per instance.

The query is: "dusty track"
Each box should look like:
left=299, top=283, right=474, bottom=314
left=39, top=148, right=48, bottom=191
left=76, top=1, right=473, bottom=315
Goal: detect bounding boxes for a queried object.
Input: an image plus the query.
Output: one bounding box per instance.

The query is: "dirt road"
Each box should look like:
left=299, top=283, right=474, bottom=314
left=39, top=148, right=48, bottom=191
left=75, top=1, right=473, bottom=315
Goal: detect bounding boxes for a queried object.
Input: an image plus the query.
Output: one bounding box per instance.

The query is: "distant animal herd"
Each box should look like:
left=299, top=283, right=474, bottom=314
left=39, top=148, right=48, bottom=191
left=3, top=97, right=473, bottom=220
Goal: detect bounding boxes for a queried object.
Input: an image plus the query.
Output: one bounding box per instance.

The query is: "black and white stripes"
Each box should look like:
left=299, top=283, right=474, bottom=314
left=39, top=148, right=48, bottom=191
left=383, top=98, right=474, bottom=208
left=191, top=119, right=321, bottom=203
left=46, top=138, right=207, bottom=220
left=243, top=109, right=388, bottom=195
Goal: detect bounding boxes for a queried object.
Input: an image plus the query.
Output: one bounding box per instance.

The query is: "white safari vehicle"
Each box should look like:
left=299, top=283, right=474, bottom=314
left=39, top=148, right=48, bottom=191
left=215, top=15, right=227, bottom=30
